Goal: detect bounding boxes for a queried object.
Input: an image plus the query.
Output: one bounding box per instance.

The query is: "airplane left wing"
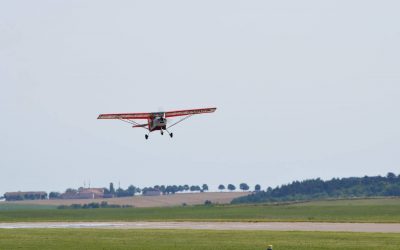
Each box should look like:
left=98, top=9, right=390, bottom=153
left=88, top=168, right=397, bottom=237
left=97, top=112, right=152, bottom=120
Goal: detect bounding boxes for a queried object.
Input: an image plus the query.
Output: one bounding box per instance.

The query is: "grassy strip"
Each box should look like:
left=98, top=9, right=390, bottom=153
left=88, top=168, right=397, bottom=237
left=0, top=229, right=399, bottom=249
left=0, top=203, right=57, bottom=211
left=1, top=198, right=400, bottom=223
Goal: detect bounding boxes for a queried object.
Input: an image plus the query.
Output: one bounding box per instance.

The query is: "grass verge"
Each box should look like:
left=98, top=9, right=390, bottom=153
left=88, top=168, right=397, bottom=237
left=0, top=229, right=399, bottom=249
left=1, top=198, right=400, bottom=223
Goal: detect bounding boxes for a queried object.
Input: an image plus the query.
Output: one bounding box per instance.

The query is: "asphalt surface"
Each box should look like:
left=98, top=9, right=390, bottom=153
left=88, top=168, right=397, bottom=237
left=1, top=222, right=400, bottom=233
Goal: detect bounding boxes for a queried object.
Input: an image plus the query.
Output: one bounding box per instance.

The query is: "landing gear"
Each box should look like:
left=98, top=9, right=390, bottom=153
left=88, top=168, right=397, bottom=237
left=166, top=129, right=173, bottom=138
left=145, top=130, right=172, bottom=139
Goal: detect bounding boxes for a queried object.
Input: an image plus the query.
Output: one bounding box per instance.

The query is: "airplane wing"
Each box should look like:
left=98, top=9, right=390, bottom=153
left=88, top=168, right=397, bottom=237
left=97, top=112, right=152, bottom=120
left=165, top=107, right=217, bottom=118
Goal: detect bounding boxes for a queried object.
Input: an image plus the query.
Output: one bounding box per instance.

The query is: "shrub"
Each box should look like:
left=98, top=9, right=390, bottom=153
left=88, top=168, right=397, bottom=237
left=204, top=200, right=212, bottom=205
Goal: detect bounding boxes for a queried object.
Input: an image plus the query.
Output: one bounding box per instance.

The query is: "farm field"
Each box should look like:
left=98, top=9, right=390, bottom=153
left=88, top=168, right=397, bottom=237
left=1, top=198, right=400, bottom=223
left=0, top=229, right=399, bottom=250
left=2, top=192, right=247, bottom=207
left=0, top=203, right=56, bottom=211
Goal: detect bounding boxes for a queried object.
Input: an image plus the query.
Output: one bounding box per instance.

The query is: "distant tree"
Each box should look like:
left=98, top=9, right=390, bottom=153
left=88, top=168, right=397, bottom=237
left=172, top=185, right=178, bottom=194
left=109, top=183, right=115, bottom=194
left=254, top=184, right=261, bottom=192
left=127, top=185, right=137, bottom=196
left=116, top=187, right=123, bottom=197
left=116, top=187, right=131, bottom=197
left=103, top=188, right=110, bottom=194
left=164, top=185, right=179, bottom=194
left=141, top=187, right=149, bottom=194
left=239, top=183, right=250, bottom=192
left=218, top=184, right=225, bottom=191
left=183, top=185, right=189, bottom=192
left=202, top=184, right=209, bottom=192
left=387, top=172, right=396, bottom=179
left=49, top=192, right=61, bottom=199
left=159, top=185, right=166, bottom=194
left=190, top=185, right=201, bottom=192
left=65, top=188, right=77, bottom=194
left=227, top=184, right=236, bottom=191
left=165, top=186, right=172, bottom=194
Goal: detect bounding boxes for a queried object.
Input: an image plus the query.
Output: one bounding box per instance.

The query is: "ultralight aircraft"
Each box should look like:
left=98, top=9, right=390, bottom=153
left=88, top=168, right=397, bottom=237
left=98, top=107, right=217, bottom=139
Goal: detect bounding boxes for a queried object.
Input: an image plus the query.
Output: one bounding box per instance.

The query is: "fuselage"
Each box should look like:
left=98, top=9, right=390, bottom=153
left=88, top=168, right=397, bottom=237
left=148, top=116, right=167, bottom=132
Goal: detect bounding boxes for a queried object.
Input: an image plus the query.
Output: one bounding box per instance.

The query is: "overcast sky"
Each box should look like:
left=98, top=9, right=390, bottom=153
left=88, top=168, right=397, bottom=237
left=1, top=1, right=399, bottom=194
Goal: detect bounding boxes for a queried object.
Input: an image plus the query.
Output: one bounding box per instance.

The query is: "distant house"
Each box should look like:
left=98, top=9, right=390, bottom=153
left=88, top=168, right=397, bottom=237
left=60, top=188, right=105, bottom=199
left=4, top=191, right=47, bottom=201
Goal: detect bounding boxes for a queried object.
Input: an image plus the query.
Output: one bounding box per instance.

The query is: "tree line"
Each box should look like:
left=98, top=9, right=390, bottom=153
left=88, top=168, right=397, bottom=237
left=103, top=183, right=211, bottom=197
left=102, top=182, right=257, bottom=196
left=218, top=183, right=259, bottom=192
left=231, top=172, right=400, bottom=204
left=47, top=182, right=256, bottom=199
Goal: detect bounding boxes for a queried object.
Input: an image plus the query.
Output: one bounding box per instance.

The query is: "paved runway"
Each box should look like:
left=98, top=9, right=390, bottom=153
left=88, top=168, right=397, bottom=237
left=1, top=222, right=400, bottom=233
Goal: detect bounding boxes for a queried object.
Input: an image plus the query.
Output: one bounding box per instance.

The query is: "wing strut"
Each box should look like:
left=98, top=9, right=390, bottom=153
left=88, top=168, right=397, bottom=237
left=167, top=115, right=193, bottom=129
left=119, top=119, right=149, bottom=131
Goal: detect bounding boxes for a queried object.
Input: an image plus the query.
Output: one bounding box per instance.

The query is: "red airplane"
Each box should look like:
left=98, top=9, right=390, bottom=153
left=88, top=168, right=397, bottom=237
left=98, top=107, right=217, bottom=139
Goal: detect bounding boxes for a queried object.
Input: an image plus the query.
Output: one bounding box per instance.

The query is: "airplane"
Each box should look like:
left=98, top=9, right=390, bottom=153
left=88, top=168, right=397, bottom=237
left=97, top=107, right=217, bottom=139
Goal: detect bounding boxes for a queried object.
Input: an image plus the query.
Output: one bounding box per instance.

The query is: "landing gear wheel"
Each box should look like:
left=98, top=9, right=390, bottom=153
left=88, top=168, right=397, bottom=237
left=161, top=131, right=164, bottom=135
left=145, top=134, right=149, bottom=140
left=170, top=133, right=173, bottom=138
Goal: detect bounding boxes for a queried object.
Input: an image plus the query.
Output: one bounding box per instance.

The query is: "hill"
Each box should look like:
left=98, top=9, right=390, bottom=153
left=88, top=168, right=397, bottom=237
left=232, top=173, right=400, bottom=204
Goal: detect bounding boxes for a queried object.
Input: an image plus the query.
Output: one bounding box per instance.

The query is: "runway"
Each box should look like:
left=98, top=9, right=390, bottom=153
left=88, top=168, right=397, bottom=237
left=1, top=222, right=400, bottom=233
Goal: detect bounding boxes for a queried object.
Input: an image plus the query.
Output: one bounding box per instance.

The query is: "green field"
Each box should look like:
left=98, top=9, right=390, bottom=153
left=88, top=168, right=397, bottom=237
left=1, top=198, right=400, bottom=223
left=0, top=229, right=399, bottom=249
left=0, top=203, right=56, bottom=211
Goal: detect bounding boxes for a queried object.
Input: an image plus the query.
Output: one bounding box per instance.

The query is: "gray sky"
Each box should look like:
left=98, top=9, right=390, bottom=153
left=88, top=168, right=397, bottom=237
left=1, top=1, right=399, bottom=194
